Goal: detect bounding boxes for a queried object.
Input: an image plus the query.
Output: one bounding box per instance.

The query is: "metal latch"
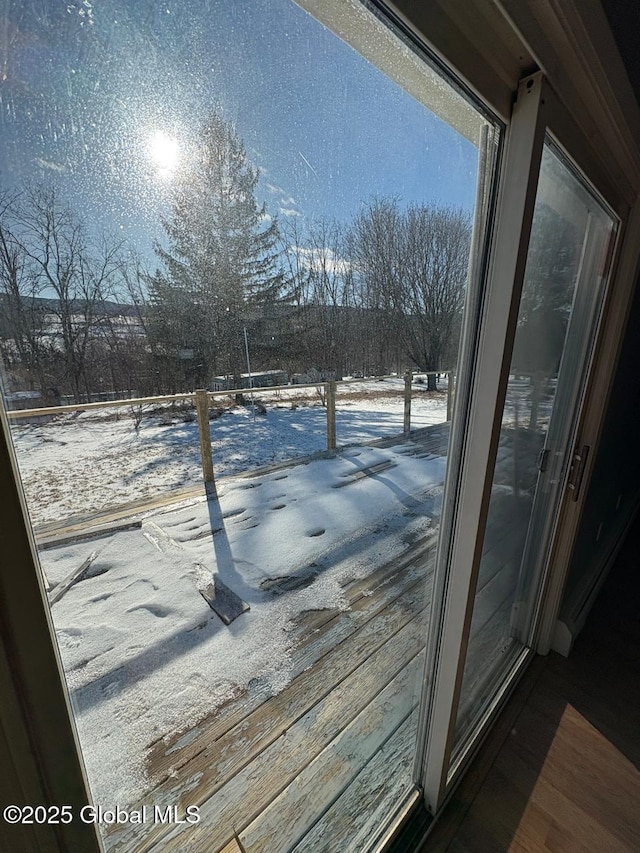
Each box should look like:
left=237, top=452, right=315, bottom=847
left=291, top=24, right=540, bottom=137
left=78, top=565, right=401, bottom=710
left=567, top=445, right=590, bottom=501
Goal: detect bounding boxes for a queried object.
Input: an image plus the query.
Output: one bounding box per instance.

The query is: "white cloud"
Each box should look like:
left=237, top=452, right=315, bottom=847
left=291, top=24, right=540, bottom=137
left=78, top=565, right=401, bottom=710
left=289, top=245, right=351, bottom=276
left=263, top=180, right=300, bottom=218
left=279, top=206, right=302, bottom=218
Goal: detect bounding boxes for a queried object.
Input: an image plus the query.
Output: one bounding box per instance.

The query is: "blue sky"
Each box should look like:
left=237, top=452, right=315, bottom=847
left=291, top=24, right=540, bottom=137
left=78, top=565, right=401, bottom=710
left=0, top=0, right=480, bottom=263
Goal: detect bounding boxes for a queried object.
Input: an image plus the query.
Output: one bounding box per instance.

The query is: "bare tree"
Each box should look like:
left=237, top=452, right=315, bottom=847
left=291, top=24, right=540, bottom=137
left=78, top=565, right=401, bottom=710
left=2, top=184, right=129, bottom=402
left=400, top=204, right=471, bottom=388
left=349, top=198, right=471, bottom=387
left=348, top=198, right=406, bottom=375
left=88, top=251, right=154, bottom=397
left=282, top=218, right=355, bottom=376
left=0, top=190, right=50, bottom=394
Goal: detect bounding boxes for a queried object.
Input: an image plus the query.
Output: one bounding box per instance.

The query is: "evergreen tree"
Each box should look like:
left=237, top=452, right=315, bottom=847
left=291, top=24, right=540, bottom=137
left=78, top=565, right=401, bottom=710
left=148, top=113, right=287, bottom=389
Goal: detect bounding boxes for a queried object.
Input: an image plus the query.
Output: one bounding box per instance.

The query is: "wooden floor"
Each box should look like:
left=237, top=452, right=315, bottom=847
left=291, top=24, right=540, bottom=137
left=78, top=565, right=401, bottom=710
left=426, top=513, right=640, bottom=853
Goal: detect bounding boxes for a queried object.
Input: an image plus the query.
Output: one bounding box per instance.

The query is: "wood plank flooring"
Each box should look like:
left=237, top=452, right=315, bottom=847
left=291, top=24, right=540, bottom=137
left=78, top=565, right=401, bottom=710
left=426, top=513, right=640, bottom=853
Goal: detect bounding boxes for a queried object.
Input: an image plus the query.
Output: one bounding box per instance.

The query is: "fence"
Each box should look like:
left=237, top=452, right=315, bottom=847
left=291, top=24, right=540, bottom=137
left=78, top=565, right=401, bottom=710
left=6, top=372, right=454, bottom=493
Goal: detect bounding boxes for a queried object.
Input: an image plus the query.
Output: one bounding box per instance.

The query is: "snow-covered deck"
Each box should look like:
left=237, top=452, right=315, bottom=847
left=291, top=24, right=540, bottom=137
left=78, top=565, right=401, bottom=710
left=110, top=507, right=434, bottom=852
left=34, top=421, right=534, bottom=853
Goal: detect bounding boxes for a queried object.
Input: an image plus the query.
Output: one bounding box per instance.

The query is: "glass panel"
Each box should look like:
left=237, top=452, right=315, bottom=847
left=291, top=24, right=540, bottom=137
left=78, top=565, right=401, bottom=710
left=0, top=0, right=497, bottom=849
left=453, top=142, right=616, bottom=753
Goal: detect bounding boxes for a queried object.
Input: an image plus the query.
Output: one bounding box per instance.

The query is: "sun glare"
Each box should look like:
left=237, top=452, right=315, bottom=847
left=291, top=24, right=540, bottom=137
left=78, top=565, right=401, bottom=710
left=148, top=130, right=180, bottom=175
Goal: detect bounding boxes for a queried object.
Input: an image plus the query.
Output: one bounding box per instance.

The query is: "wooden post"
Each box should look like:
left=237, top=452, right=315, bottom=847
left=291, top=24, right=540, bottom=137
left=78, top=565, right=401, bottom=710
left=529, top=373, right=542, bottom=430
left=326, top=381, right=337, bottom=452
left=403, top=370, right=412, bottom=436
left=512, top=393, right=520, bottom=499
left=446, top=371, right=454, bottom=421
left=195, top=389, right=215, bottom=492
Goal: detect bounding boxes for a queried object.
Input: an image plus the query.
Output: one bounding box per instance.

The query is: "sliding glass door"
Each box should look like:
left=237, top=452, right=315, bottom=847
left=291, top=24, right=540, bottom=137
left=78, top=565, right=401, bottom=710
left=417, top=67, right=619, bottom=812
left=451, top=141, right=616, bottom=765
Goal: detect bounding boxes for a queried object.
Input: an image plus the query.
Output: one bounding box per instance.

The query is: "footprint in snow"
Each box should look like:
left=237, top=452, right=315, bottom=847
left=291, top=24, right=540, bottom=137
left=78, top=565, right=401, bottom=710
left=123, top=578, right=159, bottom=593
left=306, top=527, right=325, bottom=538
left=261, top=565, right=319, bottom=594
left=127, top=604, right=171, bottom=618
left=89, top=592, right=113, bottom=604
left=102, top=681, right=121, bottom=698
left=163, top=516, right=196, bottom=528
left=222, top=507, right=246, bottom=519
left=85, top=562, right=111, bottom=579
left=57, top=628, right=82, bottom=648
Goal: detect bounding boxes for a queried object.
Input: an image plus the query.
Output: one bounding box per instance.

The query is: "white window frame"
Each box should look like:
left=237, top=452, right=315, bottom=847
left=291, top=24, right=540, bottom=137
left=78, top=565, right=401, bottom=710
left=417, top=71, right=548, bottom=812
left=417, top=69, right=632, bottom=816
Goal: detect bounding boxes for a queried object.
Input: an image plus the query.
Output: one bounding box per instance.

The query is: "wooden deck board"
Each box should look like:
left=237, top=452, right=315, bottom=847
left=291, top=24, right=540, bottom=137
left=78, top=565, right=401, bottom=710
left=108, top=570, right=430, bottom=851
left=290, top=532, right=436, bottom=644
left=292, top=562, right=432, bottom=669
left=218, top=841, right=244, bottom=853
left=145, top=558, right=431, bottom=787
left=143, top=641, right=424, bottom=852
left=477, top=516, right=528, bottom=592
left=290, top=708, right=419, bottom=853
left=237, top=658, right=423, bottom=853
left=456, top=595, right=514, bottom=736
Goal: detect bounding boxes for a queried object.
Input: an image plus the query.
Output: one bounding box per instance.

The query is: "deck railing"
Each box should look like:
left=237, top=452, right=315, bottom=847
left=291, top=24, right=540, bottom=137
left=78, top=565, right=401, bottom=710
left=6, top=372, right=455, bottom=491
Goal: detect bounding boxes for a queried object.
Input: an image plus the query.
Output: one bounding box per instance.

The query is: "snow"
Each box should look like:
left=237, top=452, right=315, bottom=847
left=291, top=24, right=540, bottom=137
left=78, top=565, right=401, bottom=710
left=11, top=378, right=448, bottom=526
left=8, top=381, right=449, bottom=813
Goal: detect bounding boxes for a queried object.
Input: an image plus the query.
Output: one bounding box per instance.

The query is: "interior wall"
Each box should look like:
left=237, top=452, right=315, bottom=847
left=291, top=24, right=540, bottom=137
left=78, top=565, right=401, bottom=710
left=561, top=270, right=640, bottom=617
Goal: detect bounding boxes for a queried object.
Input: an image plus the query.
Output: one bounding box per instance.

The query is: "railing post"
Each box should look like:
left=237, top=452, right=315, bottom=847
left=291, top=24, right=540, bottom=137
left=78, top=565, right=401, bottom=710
left=529, top=372, right=542, bottom=430
left=326, top=381, right=337, bottom=452
left=512, top=392, right=520, bottom=499
left=404, top=370, right=412, bottom=436
left=446, top=371, right=454, bottom=421
left=195, top=389, right=215, bottom=493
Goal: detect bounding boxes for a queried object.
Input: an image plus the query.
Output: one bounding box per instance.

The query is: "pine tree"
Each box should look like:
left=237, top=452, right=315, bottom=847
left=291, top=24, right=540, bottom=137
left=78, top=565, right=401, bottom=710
left=148, top=113, right=287, bottom=389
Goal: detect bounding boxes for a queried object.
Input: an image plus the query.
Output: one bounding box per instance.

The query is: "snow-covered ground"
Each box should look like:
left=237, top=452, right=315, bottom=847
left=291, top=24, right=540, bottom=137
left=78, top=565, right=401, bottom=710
left=6, top=381, right=450, bottom=815
left=10, top=379, right=448, bottom=526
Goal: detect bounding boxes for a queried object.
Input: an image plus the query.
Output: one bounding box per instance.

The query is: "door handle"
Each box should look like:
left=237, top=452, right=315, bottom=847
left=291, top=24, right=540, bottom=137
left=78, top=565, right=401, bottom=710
left=567, top=444, right=590, bottom=501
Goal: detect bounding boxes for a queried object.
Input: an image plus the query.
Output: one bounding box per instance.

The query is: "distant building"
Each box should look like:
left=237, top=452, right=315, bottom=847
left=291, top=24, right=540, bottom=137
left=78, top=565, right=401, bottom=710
left=3, top=390, right=43, bottom=410
left=210, top=370, right=289, bottom=391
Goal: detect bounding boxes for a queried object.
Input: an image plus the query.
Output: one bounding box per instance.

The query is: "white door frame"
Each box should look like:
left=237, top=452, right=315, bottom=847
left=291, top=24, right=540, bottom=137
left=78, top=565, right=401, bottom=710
left=418, top=71, right=548, bottom=812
